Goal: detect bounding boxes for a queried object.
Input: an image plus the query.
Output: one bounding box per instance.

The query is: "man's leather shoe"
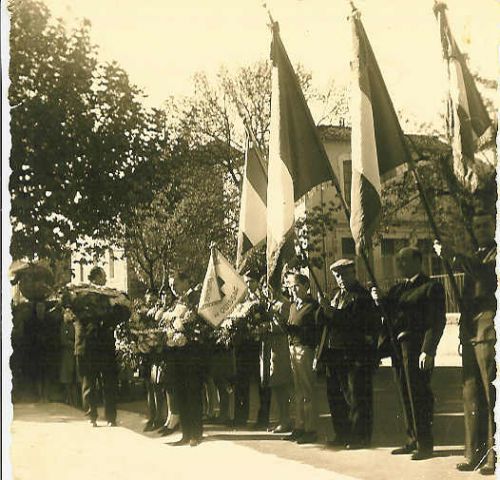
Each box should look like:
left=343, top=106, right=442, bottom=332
left=253, top=422, right=269, bottom=431
left=296, top=432, right=317, bottom=445
left=391, top=444, right=416, bottom=455
left=169, top=438, right=189, bottom=446
left=158, top=424, right=179, bottom=436
left=326, top=439, right=347, bottom=449
left=456, top=462, right=477, bottom=472
left=143, top=421, right=155, bottom=432
left=287, top=429, right=305, bottom=441
left=189, top=438, right=202, bottom=447
left=411, top=450, right=433, bottom=461
left=273, top=424, right=293, bottom=434
left=89, top=419, right=97, bottom=428
left=346, top=441, right=369, bottom=450
left=479, top=465, right=495, bottom=476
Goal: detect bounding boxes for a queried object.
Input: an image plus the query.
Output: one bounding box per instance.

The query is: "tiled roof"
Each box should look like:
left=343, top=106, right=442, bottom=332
left=317, top=125, right=451, bottom=155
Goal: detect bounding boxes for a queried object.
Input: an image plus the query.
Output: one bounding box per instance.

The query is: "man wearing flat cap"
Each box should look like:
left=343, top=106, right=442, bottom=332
left=317, top=259, right=380, bottom=449
left=374, top=247, right=446, bottom=461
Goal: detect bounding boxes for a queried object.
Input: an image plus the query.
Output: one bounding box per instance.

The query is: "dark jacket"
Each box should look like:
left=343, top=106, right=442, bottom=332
left=286, top=297, right=318, bottom=348
left=454, top=242, right=496, bottom=343
left=73, top=292, right=128, bottom=357
left=384, top=273, right=446, bottom=357
left=318, top=282, right=381, bottom=356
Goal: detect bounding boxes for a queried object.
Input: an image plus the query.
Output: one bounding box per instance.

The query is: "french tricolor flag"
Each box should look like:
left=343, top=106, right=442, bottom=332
left=349, top=10, right=411, bottom=254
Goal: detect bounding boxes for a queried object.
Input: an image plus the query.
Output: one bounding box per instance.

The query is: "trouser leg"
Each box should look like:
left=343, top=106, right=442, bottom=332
left=475, top=341, right=496, bottom=468
left=348, top=363, right=373, bottom=444
left=291, top=346, right=317, bottom=433
left=101, top=356, right=118, bottom=423
left=175, top=357, right=191, bottom=440
left=273, top=384, right=291, bottom=426
left=213, top=375, right=230, bottom=420
left=397, top=346, right=418, bottom=447
left=145, top=379, right=155, bottom=422
left=326, top=355, right=351, bottom=443
left=186, top=359, right=204, bottom=440
left=234, top=347, right=251, bottom=424
left=290, top=346, right=304, bottom=430
left=257, top=385, right=271, bottom=426
left=400, top=345, right=433, bottom=452
left=462, top=344, right=484, bottom=463
left=78, top=355, right=98, bottom=421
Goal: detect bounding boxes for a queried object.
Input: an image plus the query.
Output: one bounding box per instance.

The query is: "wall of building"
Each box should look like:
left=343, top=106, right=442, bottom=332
left=304, top=135, right=444, bottom=296
left=70, top=247, right=128, bottom=292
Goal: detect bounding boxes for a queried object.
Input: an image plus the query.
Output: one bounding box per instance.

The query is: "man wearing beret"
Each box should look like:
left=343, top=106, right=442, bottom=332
left=317, top=259, right=381, bottom=449
left=375, top=247, right=446, bottom=461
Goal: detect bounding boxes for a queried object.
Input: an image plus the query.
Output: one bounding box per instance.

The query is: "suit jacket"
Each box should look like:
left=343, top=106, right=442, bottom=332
left=318, top=282, right=381, bottom=357
left=383, top=273, right=446, bottom=357
left=72, top=292, right=128, bottom=357
left=286, top=297, right=318, bottom=348
left=454, top=242, right=496, bottom=343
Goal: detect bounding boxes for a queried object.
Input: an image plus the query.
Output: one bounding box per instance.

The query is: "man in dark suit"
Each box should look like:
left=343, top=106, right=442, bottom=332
left=317, top=259, right=380, bottom=449
left=376, top=247, right=446, bottom=460
left=70, top=267, right=127, bottom=427
left=435, top=210, right=496, bottom=475
left=168, top=271, right=208, bottom=447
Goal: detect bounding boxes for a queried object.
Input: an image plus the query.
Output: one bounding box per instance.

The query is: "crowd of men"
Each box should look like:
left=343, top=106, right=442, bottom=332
left=62, top=209, right=496, bottom=475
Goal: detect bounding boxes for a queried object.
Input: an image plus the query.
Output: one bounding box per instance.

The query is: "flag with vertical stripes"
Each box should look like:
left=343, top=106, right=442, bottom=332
left=236, top=136, right=268, bottom=269
left=433, top=2, right=493, bottom=193
left=349, top=10, right=412, bottom=254
left=267, top=22, right=335, bottom=282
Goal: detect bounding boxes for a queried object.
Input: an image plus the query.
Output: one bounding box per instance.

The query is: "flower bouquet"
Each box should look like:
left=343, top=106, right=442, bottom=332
left=216, top=297, right=268, bottom=347
left=60, top=284, right=130, bottom=327
left=160, top=301, right=213, bottom=347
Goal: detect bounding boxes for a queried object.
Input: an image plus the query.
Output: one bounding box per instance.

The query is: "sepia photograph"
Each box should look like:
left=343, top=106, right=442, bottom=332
left=1, top=0, right=498, bottom=479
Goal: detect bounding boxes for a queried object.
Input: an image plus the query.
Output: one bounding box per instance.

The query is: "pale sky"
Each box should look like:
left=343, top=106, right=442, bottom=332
left=41, top=0, right=499, bottom=130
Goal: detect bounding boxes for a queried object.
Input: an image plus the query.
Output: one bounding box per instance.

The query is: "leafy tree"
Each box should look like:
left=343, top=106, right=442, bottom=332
left=9, top=0, right=169, bottom=261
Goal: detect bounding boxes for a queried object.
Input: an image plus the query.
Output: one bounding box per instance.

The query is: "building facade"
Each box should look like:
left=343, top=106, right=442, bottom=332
left=70, top=245, right=129, bottom=292
left=305, top=125, right=453, bottom=297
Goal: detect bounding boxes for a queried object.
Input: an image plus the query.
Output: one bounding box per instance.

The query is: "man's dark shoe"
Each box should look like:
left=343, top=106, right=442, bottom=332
left=169, top=437, right=189, bottom=446
left=189, top=438, right=202, bottom=447
left=391, top=444, right=416, bottom=455
left=411, top=450, right=433, bottom=461
left=273, top=424, right=293, bottom=434
left=296, top=431, right=317, bottom=445
left=89, top=419, right=97, bottom=427
left=326, top=439, right=347, bottom=449
left=287, top=429, right=305, bottom=441
left=158, top=424, right=179, bottom=436
left=143, top=421, right=155, bottom=432
left=253, top=422, right=269, bottom=431
left=479, top=465, right=495, bottom=476
left=346, top=441, right=370, bottom=450
left=213, top=415, right=231, bottom=425
left=232, top=419, right=248, bottom=428
left=456, top=462, right=477, bottom=472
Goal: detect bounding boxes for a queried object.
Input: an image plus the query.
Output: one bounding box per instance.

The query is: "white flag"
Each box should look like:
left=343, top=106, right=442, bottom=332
left=198, top=248, right=247, bottom=327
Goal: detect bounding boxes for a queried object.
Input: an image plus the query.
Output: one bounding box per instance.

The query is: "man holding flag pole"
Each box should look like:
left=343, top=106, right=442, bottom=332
left=347, top=3, right=449, bottom=461
left=433, top=2, right=496, bottom=475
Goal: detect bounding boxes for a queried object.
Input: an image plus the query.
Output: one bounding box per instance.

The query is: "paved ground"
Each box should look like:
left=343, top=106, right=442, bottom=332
left=8, top=402, right=476, bottom=480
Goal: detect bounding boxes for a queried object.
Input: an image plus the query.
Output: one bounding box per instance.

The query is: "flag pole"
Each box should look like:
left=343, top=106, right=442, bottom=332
left=404, top=136, right=469, bottom=326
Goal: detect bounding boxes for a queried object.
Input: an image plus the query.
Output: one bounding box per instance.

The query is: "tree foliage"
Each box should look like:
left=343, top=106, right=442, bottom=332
left=9, top=0, right=169, bottom=261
